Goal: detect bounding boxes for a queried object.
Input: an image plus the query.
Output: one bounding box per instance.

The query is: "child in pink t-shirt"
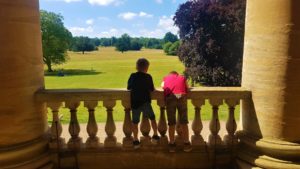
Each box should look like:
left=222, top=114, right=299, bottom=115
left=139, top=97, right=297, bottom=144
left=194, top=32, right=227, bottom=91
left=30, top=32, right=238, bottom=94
left=162, top=71, right=192, bottom=152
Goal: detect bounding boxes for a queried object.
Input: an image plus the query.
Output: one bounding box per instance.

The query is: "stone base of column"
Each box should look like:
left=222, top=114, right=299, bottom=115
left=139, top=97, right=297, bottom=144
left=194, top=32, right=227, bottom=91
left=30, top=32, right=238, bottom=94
left=122, top=137, right=133, bottom=149
left=0, top=137, right=51, bottom=169
left=236, top=159, right=262, bottom=169
left=86, top=137, right=100, bottom=149
left=140, top=136, right=152, bottom=148
left=68, top=137, right=83, bottom=149
left=237, top=132, right=300, bottom=169
left=159, top=136, right=169, bottom=147
left=175, top=135, right=184, bottom=147
left=104, top=136, right=117, bottom=148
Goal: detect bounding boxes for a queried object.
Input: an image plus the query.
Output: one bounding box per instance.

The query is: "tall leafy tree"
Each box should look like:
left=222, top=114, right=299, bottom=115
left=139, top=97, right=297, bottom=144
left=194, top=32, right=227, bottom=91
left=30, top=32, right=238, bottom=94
left=163, top=41, right=180, bottom=56
left=41, top=10, right=72, bottom=72
left=168, top=41, right=180, bottom=56
left=174, top=0, right=246, bottom=86
left=71, top=36, right=97, bottom=54
left=130, top=39, right=143, bottom=51
left=163, top=32, right=179, bottom=43
left=93, top=38, right=101, bottom=46
left=116, top=34, right=131, bottom=53
left=163, top=42, right=173, bottom=54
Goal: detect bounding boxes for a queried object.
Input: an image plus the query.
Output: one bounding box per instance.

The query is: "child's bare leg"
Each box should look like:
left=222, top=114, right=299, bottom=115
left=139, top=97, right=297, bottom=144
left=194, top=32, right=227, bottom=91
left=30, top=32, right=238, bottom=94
left=132, top=123, right=139, bottom=141
left=150, top=120, right=158, bottom=136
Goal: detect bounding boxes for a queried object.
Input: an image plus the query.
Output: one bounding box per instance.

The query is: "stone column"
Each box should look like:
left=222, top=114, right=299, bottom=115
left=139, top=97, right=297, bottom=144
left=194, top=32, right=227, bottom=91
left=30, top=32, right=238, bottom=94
left=0, top=1, right=50, bottom=168
left=238, top=0, right=300, bottom=168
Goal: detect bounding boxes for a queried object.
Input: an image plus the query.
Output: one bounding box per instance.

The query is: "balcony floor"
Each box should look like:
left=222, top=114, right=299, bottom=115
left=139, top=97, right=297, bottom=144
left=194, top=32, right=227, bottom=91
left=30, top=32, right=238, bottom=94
left=60, top=121, right=228, bottom=143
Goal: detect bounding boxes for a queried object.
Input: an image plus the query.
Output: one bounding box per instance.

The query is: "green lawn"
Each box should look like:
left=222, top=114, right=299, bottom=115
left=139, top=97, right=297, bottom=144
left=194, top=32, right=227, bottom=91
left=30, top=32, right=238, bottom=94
left=45, top=47, right=239, bottom=123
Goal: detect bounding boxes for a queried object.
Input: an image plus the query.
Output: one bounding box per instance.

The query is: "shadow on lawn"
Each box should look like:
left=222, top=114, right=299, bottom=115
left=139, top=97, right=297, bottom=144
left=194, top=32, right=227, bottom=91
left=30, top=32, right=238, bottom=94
left=45, top=69, right=104, bottom=76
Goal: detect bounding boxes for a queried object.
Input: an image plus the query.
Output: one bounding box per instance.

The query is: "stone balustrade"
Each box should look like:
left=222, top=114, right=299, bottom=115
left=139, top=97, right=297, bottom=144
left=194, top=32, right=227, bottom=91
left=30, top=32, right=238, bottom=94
left=36, top=87, right=250, bottom=169
left=37, top=87, right=249, bottom=149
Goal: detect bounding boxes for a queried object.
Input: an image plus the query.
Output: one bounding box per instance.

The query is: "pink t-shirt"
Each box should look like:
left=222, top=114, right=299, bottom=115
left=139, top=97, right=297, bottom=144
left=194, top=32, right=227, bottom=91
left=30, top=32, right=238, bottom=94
left=163, top=74, right=188, bottom=96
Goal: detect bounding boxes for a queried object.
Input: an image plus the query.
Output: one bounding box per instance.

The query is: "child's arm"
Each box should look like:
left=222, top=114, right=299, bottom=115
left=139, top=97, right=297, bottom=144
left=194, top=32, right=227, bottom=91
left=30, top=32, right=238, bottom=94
left=149, top=75, right=155, bottom=92
left=185, top=78, right=190, bottom=92
left=127, top=74, right=133, bottom=90
left=161, top=81, right=165, bottom=88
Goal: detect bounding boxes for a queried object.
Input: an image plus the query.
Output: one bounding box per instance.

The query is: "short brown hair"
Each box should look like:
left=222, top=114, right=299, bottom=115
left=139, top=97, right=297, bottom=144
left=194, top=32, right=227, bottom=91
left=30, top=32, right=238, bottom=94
left=170, top=71, right=178, bottom=75
left=136, top=58, right=150, bottom=71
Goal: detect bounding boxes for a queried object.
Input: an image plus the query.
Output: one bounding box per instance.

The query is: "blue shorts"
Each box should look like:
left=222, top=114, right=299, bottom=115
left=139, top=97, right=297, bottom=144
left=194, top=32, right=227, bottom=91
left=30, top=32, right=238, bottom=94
left=132, top=103, right=156, bottom=124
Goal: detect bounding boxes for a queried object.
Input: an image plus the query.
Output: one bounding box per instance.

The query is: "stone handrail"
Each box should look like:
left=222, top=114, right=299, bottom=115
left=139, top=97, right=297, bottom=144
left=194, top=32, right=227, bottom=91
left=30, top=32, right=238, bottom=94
left=36, top=87, right=250, bottom=102
left=35, top=87, right=251, bottom=151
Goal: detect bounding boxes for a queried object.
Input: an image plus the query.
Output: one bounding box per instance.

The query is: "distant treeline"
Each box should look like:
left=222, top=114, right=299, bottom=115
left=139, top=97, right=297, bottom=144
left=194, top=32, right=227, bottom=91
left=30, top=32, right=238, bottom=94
left=70, top=32, right=180, bottom=55
left=95, top=36, right=164, bottom=49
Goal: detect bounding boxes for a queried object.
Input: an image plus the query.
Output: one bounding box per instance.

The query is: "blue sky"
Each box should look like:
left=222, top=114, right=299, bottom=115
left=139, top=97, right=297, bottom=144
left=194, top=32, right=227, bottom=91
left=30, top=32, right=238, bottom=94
left=40, top=0, right=187, bottom=38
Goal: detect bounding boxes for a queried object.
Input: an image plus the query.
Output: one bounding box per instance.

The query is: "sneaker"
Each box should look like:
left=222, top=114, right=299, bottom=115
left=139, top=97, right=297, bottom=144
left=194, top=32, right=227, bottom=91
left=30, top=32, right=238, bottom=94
left=183, top=142, right=192, bottom=152
left=133, top=140, right=140, bottom=149
left=169, top=143, right=176, bottom=153
left=152, top=135, right=160, bottom=145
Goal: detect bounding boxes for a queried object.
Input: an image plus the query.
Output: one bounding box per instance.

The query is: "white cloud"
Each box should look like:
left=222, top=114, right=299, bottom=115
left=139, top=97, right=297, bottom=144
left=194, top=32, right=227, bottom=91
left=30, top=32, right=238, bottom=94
left=155, top=0, right=177, bottom=4
left=158, top=15, right=178, bottom=34
left=155, top=0, right=163, bottom=4
left=137, top=15, right=178, bottom=38
left=98, top=28, right=133, bottom=37
left=88, top=0, right=123, bottom=6
left=64, top=0, right=81, bottom=2
left=86, top=19, right=94, bottom=25
left=139, top=12, right=153, bottom=18
left=118, top=12, right=153, bottom=20
left=46, top=0, right=82, bottom=3
left=118, top=12, right=137, bottom=20
left=69, top=26, right=94, bottom=36
left=139, top=29, right=165, bottom=38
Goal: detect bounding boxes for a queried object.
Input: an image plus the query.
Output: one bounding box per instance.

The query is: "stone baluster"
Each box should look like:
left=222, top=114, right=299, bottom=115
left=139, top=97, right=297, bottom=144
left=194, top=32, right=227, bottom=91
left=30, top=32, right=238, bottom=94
left=157, top=99, right=168, bottom=146
left=84, top=101, right=100, bottom=148
left=122, top=100, right=133, bottom=148
left=48, top=102, right=65, bottom=149
left=103, top=100, right=117, bottom=148
left=191, top=99, right=205, bottom=150
left=208, top=99, right=223, bottom=147
left=66, top=101, right=82, bottom=149
left=175, top=113, right=184, bottom=146
left=224, top=99, right=239, bottom=146
left=140, top=112, right=151, bottom=147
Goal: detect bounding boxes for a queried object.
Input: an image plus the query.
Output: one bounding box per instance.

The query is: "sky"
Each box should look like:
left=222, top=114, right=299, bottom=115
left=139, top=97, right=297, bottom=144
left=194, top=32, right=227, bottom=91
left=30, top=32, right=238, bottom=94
left=40, top=0, right=187, bottom=38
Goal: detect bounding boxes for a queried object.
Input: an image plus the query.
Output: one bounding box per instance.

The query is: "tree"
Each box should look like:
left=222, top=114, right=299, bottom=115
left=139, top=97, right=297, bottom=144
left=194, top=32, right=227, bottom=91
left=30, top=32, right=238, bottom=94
left=100, top=38, right=112, bottom=47
left=71, top=36, right=97, bottom=54
left=163, top=41, right=180, bottom=55
left=111, top=37, right=118, bottom=46
left=143, top=38, right=164, bottom=49
left=93, top=38, right=101, bottom=46
left=163, top=42, right=173, bottom=54
left=40, top=10, right=72, bottom=72
left=174, top=0, right=246, bottom=86
left=168, top=41, right=180, bottom=55
left=163, top=32, right=179, bottom=43
left=116, top=34, right=131, bottom=53
left=130, top=39, right=143, bottom=51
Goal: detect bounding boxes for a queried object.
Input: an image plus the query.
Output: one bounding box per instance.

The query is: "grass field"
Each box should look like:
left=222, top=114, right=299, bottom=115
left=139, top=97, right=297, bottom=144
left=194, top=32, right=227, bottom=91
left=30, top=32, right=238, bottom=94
left=45, top=47, right=239, bottom=123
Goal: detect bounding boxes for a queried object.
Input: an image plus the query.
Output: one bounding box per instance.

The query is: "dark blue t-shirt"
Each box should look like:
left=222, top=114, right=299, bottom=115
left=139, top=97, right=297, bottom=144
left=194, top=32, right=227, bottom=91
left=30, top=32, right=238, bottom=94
left=127, top=72, right=154, bottom=109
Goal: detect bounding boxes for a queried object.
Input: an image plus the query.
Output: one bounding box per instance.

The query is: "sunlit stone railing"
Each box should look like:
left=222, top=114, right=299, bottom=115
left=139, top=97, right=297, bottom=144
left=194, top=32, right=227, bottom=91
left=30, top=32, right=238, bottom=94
left=36, top=87, right=250, bottom=153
